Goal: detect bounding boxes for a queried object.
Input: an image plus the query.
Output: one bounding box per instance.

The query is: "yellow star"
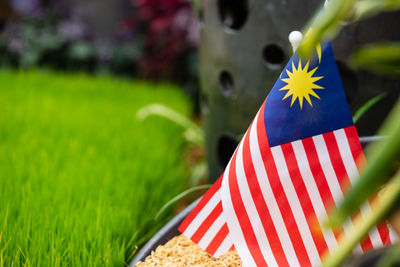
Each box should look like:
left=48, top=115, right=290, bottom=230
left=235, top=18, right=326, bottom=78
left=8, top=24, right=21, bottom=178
left=280, top=60, right=324, bottom=109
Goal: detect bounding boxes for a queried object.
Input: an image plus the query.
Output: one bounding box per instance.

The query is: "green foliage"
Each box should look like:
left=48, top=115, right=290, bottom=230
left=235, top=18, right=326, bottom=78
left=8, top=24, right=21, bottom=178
left=137, top=103, right=203, bottom=147
left=18, top=21, right=64, bottom=68
left=137, top=103, right=207, bottom=187
left=352, top=43, right=400, bottom=75
left=354, top=0, right=400, bottom=20
left=323, top=169, right=400, bottom=267
left=298, top=0, right=354, bottom=58
left=155, top=184, right=211, bottom=220
left=0, top=70, right=190, bottom=266
left=353, top=93, right=386, bottom=123
left=298, top=0, right=400, bottom=58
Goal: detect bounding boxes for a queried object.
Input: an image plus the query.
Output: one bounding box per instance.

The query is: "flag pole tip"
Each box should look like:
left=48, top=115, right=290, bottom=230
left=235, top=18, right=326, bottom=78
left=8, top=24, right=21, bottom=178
left=289, top=31, right=303, bottom=53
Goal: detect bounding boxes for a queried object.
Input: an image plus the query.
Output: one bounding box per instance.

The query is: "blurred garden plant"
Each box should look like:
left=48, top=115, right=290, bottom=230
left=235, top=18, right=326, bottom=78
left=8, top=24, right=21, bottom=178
left=137, top=103, right=210, bottom=219
left=131, top=0, right=198, bottom=81
left=137, top=103, right=206, bottom=186
left=0, top=0, right=199, bottom=91
left=297, top=0, right=400, bottom=266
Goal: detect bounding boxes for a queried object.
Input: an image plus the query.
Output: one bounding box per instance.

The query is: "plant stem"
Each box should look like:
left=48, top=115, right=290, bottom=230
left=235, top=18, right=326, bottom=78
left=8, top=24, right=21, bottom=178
left=155, top=184, right=211, bottom=220
left=353, top=93, right=386, bottom=123
left=322, top=169, right=400, bottom=267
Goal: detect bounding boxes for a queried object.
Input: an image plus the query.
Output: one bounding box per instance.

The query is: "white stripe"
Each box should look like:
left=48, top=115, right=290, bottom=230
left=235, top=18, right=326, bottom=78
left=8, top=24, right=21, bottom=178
left=333, top=129, right=360, bottom=183
left=235, top=129, right=278, bottom=266
left=333, top=129, right=383, bottom=248
left=271, top=145, right=321, bottom=265
left=221, top=160, right=257, bottom=267
left=249, top=113, right=300, bottom=266
left=312, top=135, right=344, bottom=205
left=292, top=140, right=338, bottom=253
left=197, top=212, right=225, bottom=250
left=183, top=188, right=220, bottom=238
left=214, top=233, right=234, bottom=258
left=312, top=134, right=363, bottom=253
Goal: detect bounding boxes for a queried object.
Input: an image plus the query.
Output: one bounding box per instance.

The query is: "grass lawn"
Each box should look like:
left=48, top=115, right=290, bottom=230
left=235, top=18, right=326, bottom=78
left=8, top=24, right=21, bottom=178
left=0, top=70, right=191, bottom=266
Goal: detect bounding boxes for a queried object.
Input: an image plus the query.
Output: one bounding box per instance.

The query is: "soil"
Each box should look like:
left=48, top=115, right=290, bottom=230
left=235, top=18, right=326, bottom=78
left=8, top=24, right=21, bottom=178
left=136, top=234, right=242, bottom=266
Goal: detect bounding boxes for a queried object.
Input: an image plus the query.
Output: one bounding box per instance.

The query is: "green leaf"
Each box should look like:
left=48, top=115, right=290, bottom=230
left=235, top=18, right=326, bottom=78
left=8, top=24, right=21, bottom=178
left=155, top=184, right=211, bottom=220
left=298, top=0, right=355, bottom=58
left=322, top=169, right=400, bottom=267
left=354, top=0, right=400, bottom=20
left=298, top=0, right=400, bottom=58
left=137, top=103, right=204, bottom=146
left=353, top=93, right=386, bottom=123
left=327, top=98, right=400, bottom=227
left=351, top=43, right=400, bottom=75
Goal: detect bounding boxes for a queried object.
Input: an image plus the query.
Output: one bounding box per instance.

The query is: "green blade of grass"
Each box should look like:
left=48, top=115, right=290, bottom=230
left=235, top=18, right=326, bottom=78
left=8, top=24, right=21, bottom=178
left=353, top=93, right=386, bottom=123
left=0, top=70, right=191, bottom=266
left=155, top=184, right=211, bottom=220
left=137, top=103, right=204, bottom=146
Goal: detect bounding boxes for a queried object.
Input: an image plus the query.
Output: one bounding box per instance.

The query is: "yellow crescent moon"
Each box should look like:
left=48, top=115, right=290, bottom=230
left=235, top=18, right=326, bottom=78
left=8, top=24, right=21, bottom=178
left=316, top=43, right=322, bottom=63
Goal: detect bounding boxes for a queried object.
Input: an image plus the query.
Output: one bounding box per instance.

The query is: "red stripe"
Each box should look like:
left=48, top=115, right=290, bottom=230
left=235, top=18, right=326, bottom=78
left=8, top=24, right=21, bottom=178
left=323, top=132, right=352, bottom=193
left=301, top=137, right=344, bottom=241
left=191, top=202, right=223, bottom=243
left=302, top=137, right=336, bottom=213
left=257, top=102, right=312, bottom=266
left=344, top=126, right=366, bottom=167
left=228, top=140, right=269, bottom=266
left=344, top=127, right=391, bottom=245
left=376, top=222, right=392, bottom=245
left=323, top=131, right=373, bottom=251
left=281, top=143, right=329, bottom=257
left=178, top=176, right=222, bottom=233
left=205, top=223, right=229, bottom=255
left=242, top=120, right=290, bottom=266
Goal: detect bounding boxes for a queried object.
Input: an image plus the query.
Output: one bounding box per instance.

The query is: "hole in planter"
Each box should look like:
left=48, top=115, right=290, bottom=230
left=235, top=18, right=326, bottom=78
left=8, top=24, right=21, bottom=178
left=217, top=0, right=248, bottom=30
left=219, top=71, right=234, bottom=96
left=336, top=60, right=358, bottom=105
left=217, top=134, right=238, bottom=169
left=262, top=44, right=286, bottom=68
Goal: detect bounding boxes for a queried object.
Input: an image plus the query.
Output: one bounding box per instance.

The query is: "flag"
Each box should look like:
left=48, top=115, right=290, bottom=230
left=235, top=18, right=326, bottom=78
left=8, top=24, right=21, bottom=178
left=179, top=42, right=397, bottom=266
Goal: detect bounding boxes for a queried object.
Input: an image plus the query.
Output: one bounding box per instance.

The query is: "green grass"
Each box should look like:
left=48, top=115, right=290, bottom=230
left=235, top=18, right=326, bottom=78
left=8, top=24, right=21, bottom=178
left=0, top=70, right=191, bottom=266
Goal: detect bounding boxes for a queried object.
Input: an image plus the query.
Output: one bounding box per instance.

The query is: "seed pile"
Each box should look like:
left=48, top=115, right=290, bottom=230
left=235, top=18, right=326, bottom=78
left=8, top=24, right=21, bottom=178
left=136, top=235, right=242, bottom=266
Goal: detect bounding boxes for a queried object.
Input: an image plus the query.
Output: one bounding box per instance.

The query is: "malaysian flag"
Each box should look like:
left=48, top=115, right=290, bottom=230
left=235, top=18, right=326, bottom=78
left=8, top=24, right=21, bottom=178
left=179, top=42, right=397, bottom=266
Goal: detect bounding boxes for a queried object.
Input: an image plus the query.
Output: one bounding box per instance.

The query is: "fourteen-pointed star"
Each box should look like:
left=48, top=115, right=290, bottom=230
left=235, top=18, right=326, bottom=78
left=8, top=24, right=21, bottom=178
left=280, top=60, right=324, bottom=109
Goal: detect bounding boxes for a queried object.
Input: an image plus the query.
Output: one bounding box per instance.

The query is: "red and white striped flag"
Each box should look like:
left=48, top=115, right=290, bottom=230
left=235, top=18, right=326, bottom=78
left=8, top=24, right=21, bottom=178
left=179, top=42, right=397, bottom=266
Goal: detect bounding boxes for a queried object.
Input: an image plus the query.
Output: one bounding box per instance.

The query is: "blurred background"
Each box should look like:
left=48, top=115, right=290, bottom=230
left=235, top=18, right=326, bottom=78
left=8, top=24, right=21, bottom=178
left=0, top=1, right=202, bottom=265
left=0, top=0, right=199, bottom=101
